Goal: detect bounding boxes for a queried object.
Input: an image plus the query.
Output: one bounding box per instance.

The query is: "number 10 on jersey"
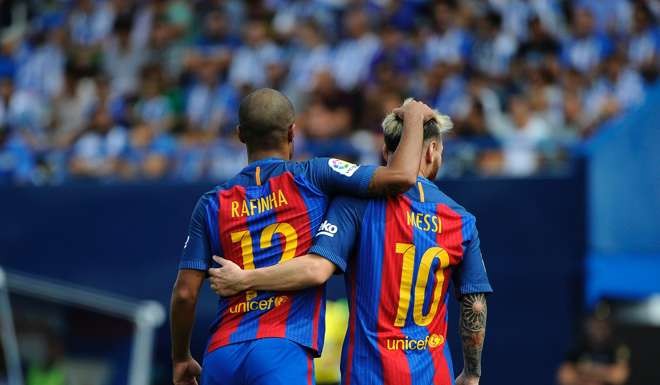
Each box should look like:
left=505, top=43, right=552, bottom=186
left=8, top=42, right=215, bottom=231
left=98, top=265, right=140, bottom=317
left=394, top=243, right=450, bottom=327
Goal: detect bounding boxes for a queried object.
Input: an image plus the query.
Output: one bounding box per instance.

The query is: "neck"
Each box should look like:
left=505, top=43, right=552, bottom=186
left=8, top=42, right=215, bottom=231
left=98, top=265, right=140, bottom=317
left=247, top=148, right=290, bottom=163
left=418, top=164, right=431, bottom=179
left=387, top=153, right=431, bottom=179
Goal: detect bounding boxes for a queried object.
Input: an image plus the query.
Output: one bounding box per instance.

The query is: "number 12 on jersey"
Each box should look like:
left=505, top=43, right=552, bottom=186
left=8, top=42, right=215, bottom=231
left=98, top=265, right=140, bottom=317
left=231, top=222, right=298, bottom=300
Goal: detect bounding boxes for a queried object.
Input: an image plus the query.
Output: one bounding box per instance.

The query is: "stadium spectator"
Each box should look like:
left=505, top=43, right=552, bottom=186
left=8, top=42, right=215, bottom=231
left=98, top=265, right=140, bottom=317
left=0, top=123, right=35, bottom=184
left=1, top=76, right=50, bottom=150
left=0, top=36, right=16, bottom=79
left=557, top=303, right=630, bottom=385
left=515, top=16, right=561, bottom=70
left=583, top=53, right=645, bottom=129
left=69, top=0, right=114, bottom=47
left=471, top=10, right=518, bottom=78
left=562, top=6, right=613, bottom=73
left=133, top=64, right=174, bottom=133
left=331, top=8, right=381, bottom=91
left=187, top=7, right=238, bottom=78
left=422, top=61, right=471, bottom=121
left=144, top=11, right=186, bottom=79
left=283, top=20, right=332, bottom=108
left=185, top=62, right=238, bottom=134
left=423, top=1, right=472, bottom=67
left=102, top=15, right=145, bottom=97
left=205, top=135, right=247, bottom=181
left=49, top=63, right=97, bottom=148
left=69, top=105, right=127, bottom=178
left=0, top=76, right=11, bottom=126
left=369, top=25, right=416, bottom=88
left=628, top=1, right=659, bottom=80
left=481, top=90, right=551, bottom=176
left=15, top=24, right=66, bottom=99
left=228, top=19, right=281, bottom=89
left=0, top=0, right=657, bottom=185
left=119, top=122, right=176, bottom=180
left=25, top=335, right=66, bottom=385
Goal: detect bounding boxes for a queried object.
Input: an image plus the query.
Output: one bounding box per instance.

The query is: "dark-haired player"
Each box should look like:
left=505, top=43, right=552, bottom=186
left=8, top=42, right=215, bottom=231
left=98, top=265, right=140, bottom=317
left=170, top=89, right=436, bottom=385
left=210, top=104, right=492, bottom=385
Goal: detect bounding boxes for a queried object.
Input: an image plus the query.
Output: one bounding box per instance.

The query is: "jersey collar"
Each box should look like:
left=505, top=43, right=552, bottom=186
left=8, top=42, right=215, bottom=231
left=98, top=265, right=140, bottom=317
left=417, top=175, right=435, bottom=185
left=247, top=157, right=286, bottom=167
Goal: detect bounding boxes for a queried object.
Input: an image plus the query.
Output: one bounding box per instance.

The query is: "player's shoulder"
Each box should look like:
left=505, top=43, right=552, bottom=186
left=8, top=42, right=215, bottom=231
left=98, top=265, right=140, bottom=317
left=279, top=158, right=312, bottom=175
left=297, top=157, right=362, bottom=176
left=195, top=187, right=221, bottom=208
left=325, top=195, right=370, bottom=224
left=331, top=194, right=370, bottom=210
left=426, top=183, right=476, bottom=224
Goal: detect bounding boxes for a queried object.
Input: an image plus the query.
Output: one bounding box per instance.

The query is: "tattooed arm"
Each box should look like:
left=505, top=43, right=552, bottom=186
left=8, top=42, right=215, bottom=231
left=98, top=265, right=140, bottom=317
left=455, top=293, right=488, bottom=385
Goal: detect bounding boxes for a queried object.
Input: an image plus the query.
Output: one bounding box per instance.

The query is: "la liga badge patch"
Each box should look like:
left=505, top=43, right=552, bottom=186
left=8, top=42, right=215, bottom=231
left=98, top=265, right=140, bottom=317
left=328, top=158, right=360, bottom=177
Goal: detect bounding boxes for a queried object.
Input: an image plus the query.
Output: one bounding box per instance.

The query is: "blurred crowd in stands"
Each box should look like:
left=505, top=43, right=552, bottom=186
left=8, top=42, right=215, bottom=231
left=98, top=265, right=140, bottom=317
left=0, top=0, right=658, bottom=185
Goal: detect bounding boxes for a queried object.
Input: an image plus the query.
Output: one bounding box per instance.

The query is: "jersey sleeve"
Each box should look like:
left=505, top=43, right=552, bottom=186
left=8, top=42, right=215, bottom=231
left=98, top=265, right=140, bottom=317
left=453, top=216, right=493, bottom=296
left=308, top=196, right=367, bottom=273
left=178, top=196, right=213, bottom=271
left=304, top=157, right=378, bottom=196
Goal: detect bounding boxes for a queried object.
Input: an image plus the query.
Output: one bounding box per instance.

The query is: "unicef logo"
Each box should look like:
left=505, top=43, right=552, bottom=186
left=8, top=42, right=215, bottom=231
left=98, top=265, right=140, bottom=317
left=428, top=334, right=444, bottom=348
left=274, top=296, right=288, bottom=307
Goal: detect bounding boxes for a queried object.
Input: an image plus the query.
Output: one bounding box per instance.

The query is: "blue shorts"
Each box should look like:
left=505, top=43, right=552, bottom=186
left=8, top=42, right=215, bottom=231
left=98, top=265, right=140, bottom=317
left=201, top=338, right=315, bottom=385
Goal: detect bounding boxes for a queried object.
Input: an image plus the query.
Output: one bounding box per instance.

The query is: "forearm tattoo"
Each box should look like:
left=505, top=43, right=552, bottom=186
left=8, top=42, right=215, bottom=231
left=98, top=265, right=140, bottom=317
left=460, top=293, right=487, bottom=377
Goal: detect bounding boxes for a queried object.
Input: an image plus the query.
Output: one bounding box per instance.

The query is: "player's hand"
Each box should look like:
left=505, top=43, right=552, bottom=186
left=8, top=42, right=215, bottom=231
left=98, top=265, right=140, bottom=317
left=393, top=99, right=436, bottom=122
left=455, top=372, right=479, bottom=385
left=173, top=356, right=201, bottom=385
left=209, top=256, right=248, bottom=296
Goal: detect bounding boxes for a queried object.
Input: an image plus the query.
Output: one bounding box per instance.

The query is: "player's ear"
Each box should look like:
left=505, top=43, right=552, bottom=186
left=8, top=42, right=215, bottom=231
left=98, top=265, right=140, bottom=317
left=288, top=123, right=295, bottom=143
left=425, top=141, right=435, bottom=163
left=431, top=139, right=443, bottom=165
left=237, top=125, right=246, bottom=143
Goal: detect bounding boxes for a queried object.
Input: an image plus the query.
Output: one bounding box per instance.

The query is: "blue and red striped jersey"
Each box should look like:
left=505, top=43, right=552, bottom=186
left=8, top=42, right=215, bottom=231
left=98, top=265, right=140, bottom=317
left=309, top=176, right=492, bottom=385
left=178, top=157, right=377, bottom=356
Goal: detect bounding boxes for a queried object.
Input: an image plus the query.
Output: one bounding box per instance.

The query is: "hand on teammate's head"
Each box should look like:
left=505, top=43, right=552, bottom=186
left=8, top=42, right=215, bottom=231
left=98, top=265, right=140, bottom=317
left=392, top=98, right=437, bottom=122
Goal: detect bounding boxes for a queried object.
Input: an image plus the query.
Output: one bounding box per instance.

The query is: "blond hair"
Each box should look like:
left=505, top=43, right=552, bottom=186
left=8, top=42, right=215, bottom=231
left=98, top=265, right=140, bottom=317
left=382, top=98, right=453, bottom=152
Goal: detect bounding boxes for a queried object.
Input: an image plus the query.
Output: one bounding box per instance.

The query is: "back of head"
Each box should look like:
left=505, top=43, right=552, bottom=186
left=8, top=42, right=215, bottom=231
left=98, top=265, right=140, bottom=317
left=238, top=88, right=295, bottom=150
left=382, top=98, right=453, bottom=153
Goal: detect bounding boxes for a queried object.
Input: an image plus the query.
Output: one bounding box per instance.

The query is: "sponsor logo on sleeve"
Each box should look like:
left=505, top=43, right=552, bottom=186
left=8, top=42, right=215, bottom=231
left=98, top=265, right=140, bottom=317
left=183, top=236, right=190, bottom=249
left=328, top=158, right=360, bottom=177
left=317, top=220, right=338, bottom=237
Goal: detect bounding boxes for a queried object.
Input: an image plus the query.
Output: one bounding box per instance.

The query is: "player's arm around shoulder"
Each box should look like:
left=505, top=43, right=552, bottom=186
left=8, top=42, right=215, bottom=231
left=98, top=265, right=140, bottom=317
left=208, top=254, right=336, bottom=296
left=368, top=100, right=436, bottom=196
left=304, top=100, right=434, bottom=198
left=455, top=292, right=488, bottom=385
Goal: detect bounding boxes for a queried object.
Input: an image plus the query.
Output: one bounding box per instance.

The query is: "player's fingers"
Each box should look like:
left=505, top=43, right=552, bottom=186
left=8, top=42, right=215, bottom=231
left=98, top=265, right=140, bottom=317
left=208, top=267, right=221, bottom=276
left=213, top=255, right=231, bottom=266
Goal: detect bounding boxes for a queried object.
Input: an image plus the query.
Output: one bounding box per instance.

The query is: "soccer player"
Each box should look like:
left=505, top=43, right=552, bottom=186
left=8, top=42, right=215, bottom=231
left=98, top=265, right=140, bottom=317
left=170, top=88, right=436, bottom=385
left=209, top=106, right=493, bottom=385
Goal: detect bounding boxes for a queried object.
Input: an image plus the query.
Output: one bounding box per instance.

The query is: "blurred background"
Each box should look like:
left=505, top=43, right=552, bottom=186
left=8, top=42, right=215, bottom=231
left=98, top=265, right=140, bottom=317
left=0, top=0, right=658, bottom=384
